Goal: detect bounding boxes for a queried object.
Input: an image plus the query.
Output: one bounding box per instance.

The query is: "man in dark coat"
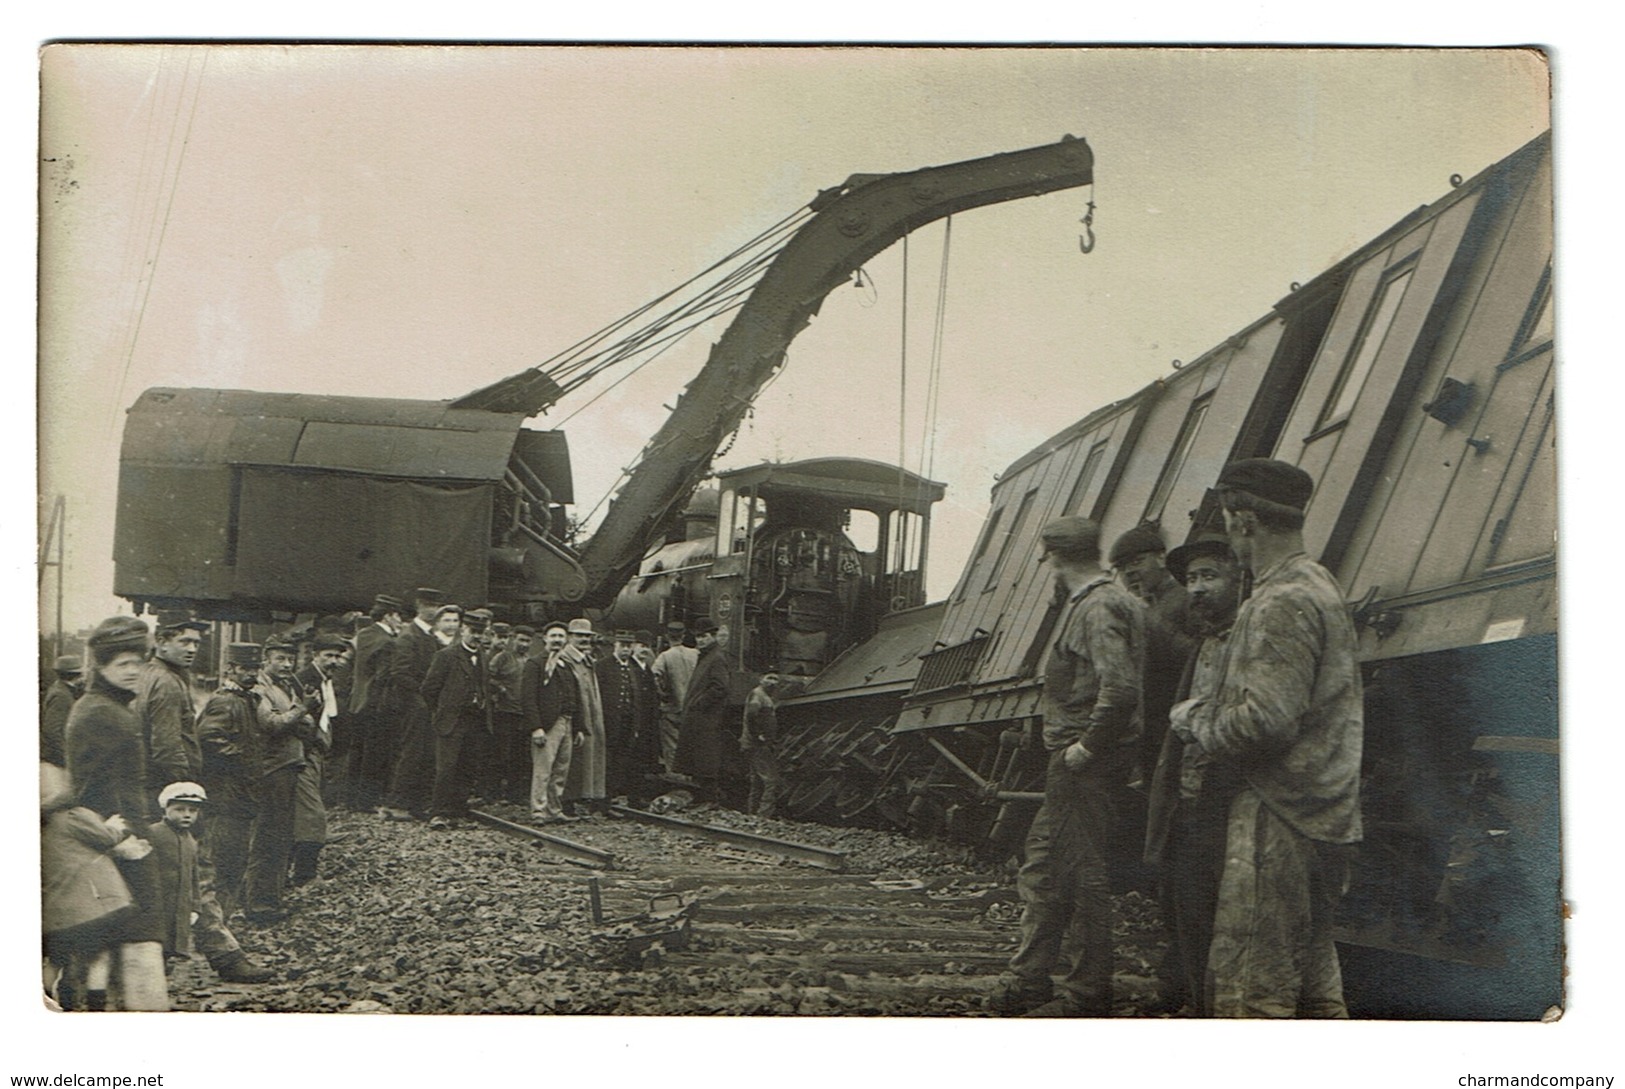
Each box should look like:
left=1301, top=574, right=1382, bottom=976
left=243, top=636, right=321, bottom=924
left=379, top=590, right=453, bottom=821
left=197, top=643, right=266, bottom=926
left=290, top=633, right=345, bottom=883
left=1143, top=534, right=1243, bottom=1016
left=136, top=611, right=272, bottom=981
left=40, top=654, right=83, bottom=768
left=347, top=593, right=405, bottom=812
left=597, top=630, right=660, bottom=804
left=424, top=608, right=493, bottom=829
left=485, top=623, right=532, bottom=803
left=560, top=618, right=607, bottom=815
left=520, top=621, right=578, bottom=823
left=675, top=618, right=732, bottom=801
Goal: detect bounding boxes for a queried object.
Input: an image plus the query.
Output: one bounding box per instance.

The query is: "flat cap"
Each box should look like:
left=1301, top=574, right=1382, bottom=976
left=263, top=634, right=298, bottom=655
left=1039, top=515, right=1102, bottom=555
left=152, top=609, right=209, bottom=634
left=434, top=603, right=464, bottom=620
left=226, top=642, right=263, bottom=668
left=372, top=593, right=407, bottom=612
left=633, top=630, right=655, bottom=645
left=1109, top=524, right=1167, bottom=567
left=512, top=625, right=536, bottom=637
left=542, top=620, right=570, bottom=634
left=87, top=616, right=151, bottom=657
left=612, top=629, right=636, bottom=642
left=464, top=608, right=494, bottom=631
left=491, top=622, right=513, bottom=636
left=158, top=781, right=208, bottom=808
left=690, top=617, right=719, bottom=637
left=313, top=633, right=351, bottom=652
left=1217, top=458, right=1314, bottom=513
left=567, top=618, right=594, bottom=635
left=1166, top=534, right=1236, bottom=583
left=53, top=655, right=83, bottom=675
left=412, top=587, right=448, bottom=607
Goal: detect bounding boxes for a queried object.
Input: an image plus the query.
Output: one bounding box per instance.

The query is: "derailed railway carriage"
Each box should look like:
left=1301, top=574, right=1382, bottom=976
left=779, top=131, right=1558, bottom=1018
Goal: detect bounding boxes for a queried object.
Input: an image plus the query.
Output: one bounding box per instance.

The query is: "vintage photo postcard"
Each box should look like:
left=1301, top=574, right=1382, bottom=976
left=33, top=41, right=1568, bottom=1061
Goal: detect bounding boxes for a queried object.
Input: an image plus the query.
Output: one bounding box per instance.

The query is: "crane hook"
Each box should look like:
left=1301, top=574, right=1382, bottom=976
left=1078, top=201, right=1096, bottom=254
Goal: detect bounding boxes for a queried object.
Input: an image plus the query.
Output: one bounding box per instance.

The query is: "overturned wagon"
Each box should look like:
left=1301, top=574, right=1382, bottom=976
left=114, top=388, right=585, bottom=619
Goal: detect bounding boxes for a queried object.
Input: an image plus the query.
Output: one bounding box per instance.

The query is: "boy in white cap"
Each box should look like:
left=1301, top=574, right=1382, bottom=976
left=147, top=782, right=207, bottom=965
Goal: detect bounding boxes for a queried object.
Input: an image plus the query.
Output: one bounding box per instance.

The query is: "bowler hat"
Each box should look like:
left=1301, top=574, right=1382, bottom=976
left=1216, top=459, right=1314, bottom=513
left=1109, top=524, right=1167, bottom=567
left=158, top=781, right=208, bottom=808
left=634, top=630, right=654, bottom=646
left=691, top=618, right=719, bottom=637
left=53, top=655, right=83, bottom=675
left=413, top=587, right=448, bottom=607
left=313, top=633, right=351, bottom=652
left=566, top=618, right=594, bottom=635
left=1166, top=534, right=1235, bottom=583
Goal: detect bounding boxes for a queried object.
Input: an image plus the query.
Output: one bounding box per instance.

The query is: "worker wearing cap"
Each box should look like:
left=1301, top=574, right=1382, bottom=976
left=379, top=589, right=452, bottom=820
left=423, top=608, right=494, bottom=829
left=485, top=622, right=531, bottom=803
left=560, top=618, right=607, bottom=815
left=1143, top=534, right=1244, bottom=1016
left=197, top=643, right=266, bottom=927
left=134, top=611, right=274, bottom=981
left=348, top=593, right=406, bottom=811
left=651, top=620, right=698, bottom=774
left=520, top=621, right=578, bottom=823
left=40, top=654, right=84, bottom=769
left=675, top=618, right=733, bottom=802
left=1109, top=523, right=1196, bottom=792
left=289, top=633, right=347, bottom=882
left=991, top=515, right=1144, bottom=1017
left=598, top=629, right=659, bottom=804
left=133, top=610, right=211, bottom=809
left=1173, top=459, right=1363, bottom=1018
left=243, top=635, right=322, bottom=924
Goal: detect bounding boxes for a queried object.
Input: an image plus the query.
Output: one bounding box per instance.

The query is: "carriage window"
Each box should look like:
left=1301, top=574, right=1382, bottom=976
left=956, top=506, right=1003, bottom=601
left=985, top=488, right=1039, bottom=591
left=1318, top=265, right=1415, bottom=429
left=1143, top=393, right=1212, bottom=523
left=1062, top=440, right=1109, bottom=517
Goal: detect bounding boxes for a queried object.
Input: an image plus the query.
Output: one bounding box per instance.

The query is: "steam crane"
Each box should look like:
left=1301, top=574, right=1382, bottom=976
left=113, top=135, right=1094, bottom=621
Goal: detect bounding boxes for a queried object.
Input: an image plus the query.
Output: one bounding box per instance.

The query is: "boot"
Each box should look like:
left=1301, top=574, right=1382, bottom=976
left=289, top=843, right=322, bottom=886
left=209, top=951, right=275, bottom=984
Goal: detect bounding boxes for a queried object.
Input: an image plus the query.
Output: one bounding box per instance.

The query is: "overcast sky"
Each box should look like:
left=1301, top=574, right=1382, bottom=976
left=39, top=46, right=1549, bottom=624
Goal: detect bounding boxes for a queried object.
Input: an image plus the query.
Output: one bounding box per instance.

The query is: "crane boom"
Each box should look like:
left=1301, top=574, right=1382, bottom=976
left=571, top=134, right=1095, bottom=608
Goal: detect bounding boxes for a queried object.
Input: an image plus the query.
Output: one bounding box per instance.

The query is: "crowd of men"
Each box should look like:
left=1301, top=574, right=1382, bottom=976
left=40, top=584, right=781, bottom=1012
left=990, top=457, right=1364, bottom=1018
left=41, top=455, right=1359, bottom=1018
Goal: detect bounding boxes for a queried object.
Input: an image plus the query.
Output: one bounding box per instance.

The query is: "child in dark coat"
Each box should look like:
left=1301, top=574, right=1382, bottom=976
left=40, top=763, right=143, bottom=1011
left=145, top=782, right=206, bottom=965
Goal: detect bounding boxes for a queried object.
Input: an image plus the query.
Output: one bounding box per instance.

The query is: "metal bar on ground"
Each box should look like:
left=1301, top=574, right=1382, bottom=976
left=608, top=805, right=847, bottom=872
left=468, top=809, right=617, bottom=868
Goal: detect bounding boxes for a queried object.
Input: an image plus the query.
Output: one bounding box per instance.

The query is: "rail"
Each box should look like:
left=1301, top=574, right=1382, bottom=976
left=607, top=805, right=848, bottom=872
left=467, top=809, right=618, bottom=868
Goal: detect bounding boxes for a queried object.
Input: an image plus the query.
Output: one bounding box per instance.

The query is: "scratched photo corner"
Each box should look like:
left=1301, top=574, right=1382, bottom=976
left=35, top=42, right=1557, bottom=1020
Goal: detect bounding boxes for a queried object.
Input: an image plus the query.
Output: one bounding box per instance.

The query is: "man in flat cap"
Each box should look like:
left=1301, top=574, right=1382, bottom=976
left=39, top=654, right=83, bottom=769
left=991, top=515, right=1144, bottom=1017
left=1143, top=534, right=1243, bottom=1016
left=1171, top=459, right=1363, bottom=1017
left=520, top=621, right=578, bottom=823
left=197, top=643, right=267, bottom=927
left=651, top=620, right=698, bottom=775
left=289, top=633, right=347, bottom=881
left=675, top=618, right=734, bottom=805
left=422, top=608, right=494, bottom=829
left=244, top=635, right=323, bottom=924
left=597, top=630, right=659, bottom=804
left=379, top=589, right=451, bottom=821
left=347, top=593, right=406, bottom=812
left=134, top=612, right=274, bottom=980
left=560, top=618, right=607, bottom=815
left=484, top=622, right=530, bottom=804
left=1110, top=524, right=1196, bottom=792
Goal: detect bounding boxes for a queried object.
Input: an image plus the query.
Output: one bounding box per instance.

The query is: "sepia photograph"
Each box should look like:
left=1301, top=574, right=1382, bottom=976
left=26, top=33, right=1596, bottom=1078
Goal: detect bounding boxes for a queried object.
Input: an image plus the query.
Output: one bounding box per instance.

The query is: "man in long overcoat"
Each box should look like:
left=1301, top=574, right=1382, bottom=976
left=675, top=618, right=731, bottom=800
left=380, top=589, right=452, bottom=820
left=347, top=593, right=404, bottom=811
